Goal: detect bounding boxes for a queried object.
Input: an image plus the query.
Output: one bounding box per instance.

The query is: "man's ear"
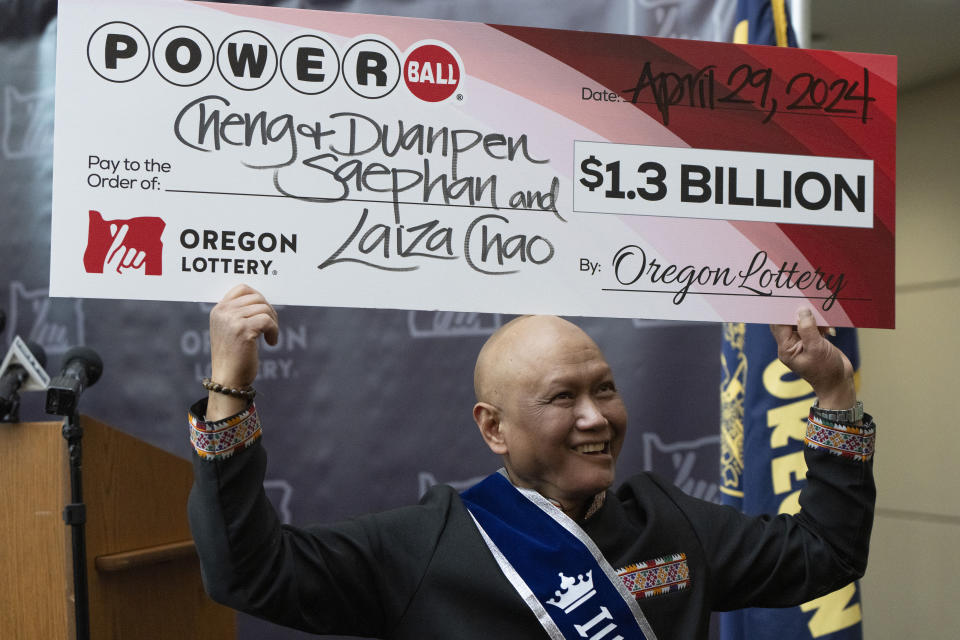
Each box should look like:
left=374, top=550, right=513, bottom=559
left=473, top=402, right=507, bottom=455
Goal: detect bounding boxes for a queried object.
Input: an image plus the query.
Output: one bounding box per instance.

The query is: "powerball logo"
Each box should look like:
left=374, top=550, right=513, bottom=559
left=87, top=21, right=464, bottom=103
left=83, top=210, right=165, bottom=275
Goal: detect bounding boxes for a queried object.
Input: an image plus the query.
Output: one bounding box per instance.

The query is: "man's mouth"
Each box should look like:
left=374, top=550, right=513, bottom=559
left=573, top=441, right=610, bottom=455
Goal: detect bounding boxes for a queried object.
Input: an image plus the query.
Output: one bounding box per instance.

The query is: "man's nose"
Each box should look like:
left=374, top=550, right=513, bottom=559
left=575, top=396, right=608, bottom=430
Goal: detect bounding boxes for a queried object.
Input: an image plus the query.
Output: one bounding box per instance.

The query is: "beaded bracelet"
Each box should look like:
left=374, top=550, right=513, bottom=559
left=202, top=377, right=257, bottom=401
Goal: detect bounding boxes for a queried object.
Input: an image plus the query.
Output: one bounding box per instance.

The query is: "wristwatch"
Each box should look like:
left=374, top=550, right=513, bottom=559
left=811, top=400, right=863, bottom=424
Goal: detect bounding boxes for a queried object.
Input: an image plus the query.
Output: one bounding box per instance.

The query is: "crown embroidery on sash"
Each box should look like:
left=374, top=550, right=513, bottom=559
left=546, top=571, right=597, bottom=613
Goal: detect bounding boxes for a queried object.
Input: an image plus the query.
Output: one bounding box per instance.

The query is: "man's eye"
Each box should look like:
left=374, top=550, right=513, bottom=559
left=597, top=382, right=617, bottom=395
left=551, top=392, right=574, bottom=402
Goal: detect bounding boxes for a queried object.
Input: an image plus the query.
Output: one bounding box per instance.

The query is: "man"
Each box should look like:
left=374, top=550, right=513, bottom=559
left=188, top=284, right=874, bottom=639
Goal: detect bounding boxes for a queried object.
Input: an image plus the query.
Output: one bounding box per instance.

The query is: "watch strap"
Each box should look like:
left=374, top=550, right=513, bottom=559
left=811, top=399, right=864, bottom=424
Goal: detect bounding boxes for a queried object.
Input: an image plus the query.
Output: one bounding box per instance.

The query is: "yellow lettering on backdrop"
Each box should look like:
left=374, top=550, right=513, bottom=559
left=733, top=19, right=749, bottom=45
left=770, top=451, right=806, bottom=495
left=767, top=397, right=811, bottom=448
left=778, top=489, right=801, bottom=515
left=764, top=357, right=814, bottom=513
left=799, top=583, right=862, bottom=636
left=761, top=358, right=813, bottom=400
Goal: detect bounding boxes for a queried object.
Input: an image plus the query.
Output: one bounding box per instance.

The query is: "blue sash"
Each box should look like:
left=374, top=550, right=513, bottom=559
left=461, top=471, right=656, bottom=640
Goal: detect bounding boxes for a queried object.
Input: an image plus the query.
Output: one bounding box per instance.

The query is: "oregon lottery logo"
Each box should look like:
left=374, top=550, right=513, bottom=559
left=83, top=210, right=165, bottom=275
left=87, top=22, right=464, bottom=102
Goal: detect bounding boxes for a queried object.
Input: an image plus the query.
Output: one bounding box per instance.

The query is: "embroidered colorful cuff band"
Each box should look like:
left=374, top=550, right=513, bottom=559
left=189, top=402, right=262, bottom=460
left=617, top=553, right=691, bottom=601
left=805, top=413, right=875, bottom=461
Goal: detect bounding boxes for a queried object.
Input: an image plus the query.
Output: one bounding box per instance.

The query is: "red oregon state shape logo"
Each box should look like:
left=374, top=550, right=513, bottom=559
left=403, top=43, right=461, bottom=102
left=83, top=210, right=165, bottom=275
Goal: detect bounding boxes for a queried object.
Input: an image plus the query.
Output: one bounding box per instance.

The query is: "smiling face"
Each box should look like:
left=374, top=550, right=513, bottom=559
left=473, top=316, right=627, bottom=518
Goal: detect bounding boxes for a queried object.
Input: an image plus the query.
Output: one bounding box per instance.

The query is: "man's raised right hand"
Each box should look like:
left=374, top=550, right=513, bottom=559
left=206, top=284, right=278, bottom=420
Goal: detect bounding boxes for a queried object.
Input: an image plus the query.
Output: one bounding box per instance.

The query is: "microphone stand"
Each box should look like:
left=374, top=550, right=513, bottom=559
left=45, top=345, right=102, bottom=640
left=62, top=410, right=90, bottom=640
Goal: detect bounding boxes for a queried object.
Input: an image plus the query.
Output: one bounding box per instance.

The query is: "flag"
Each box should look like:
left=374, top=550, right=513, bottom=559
left=720, top=324, right=864, bottom=639
left=732, top=0, right=798, bottom=48
left=719, top=3, right=865, bottom=639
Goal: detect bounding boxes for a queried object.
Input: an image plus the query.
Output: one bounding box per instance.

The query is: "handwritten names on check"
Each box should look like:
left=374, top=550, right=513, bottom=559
left=172, top=101, right=562, bottom=274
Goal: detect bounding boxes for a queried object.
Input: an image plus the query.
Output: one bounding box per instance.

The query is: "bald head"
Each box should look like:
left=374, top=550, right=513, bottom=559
left=473, top=315, right=605, bottom=405
left=471, top=316, right=626, bottom=518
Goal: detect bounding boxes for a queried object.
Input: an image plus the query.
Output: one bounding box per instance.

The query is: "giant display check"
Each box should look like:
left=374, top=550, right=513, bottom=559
left=51, top=0, right=897, bottom=327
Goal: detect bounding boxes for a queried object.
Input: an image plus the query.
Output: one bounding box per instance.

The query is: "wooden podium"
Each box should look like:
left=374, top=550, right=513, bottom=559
left=0, top=416, right=236, bottom=638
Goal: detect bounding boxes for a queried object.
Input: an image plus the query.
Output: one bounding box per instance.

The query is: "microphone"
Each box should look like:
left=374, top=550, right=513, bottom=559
left=45, top=346, right=103, bottom=416
left=0, top=340, right=47, bottom=419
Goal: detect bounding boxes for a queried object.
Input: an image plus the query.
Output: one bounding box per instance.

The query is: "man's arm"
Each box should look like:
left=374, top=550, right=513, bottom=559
left=691, top=309, right=874, bottom=609
left=187, top=285, right=447, bottom=635
left=188, top=423, right=447, bottom=636
left=643, top=439, right=873, bottom=611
